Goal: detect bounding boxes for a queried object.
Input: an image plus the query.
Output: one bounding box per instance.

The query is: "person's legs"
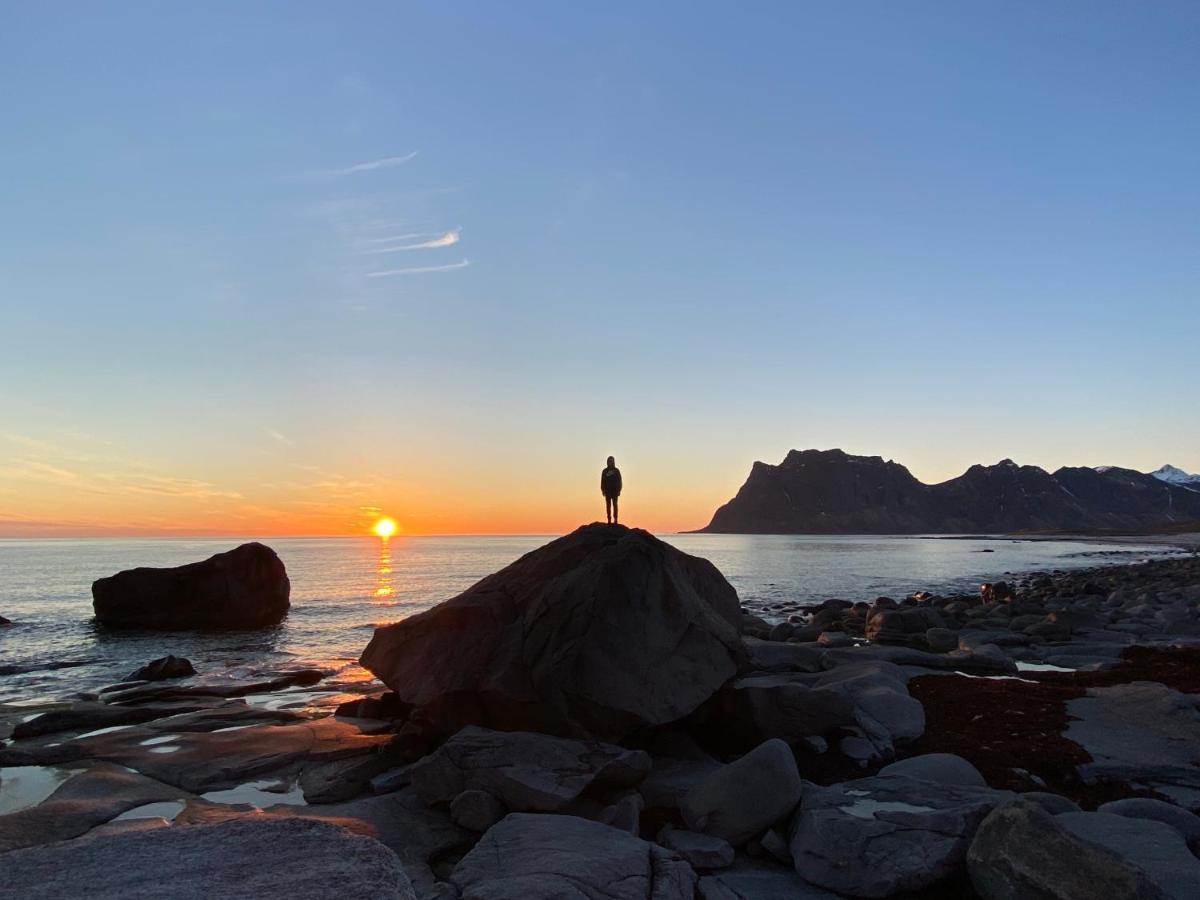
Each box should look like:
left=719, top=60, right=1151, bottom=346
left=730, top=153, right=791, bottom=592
left=612, top=496, right=619, bottom=525
left=605, top=496, right=613, bottom=524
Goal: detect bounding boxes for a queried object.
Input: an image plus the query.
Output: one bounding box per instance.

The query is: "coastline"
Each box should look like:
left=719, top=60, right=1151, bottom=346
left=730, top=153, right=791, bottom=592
left=3, top=529, right=1200, bottom=898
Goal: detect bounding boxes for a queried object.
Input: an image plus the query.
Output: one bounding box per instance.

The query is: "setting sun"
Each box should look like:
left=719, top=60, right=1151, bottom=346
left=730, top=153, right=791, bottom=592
left=373, top=517, right=398, bottom=539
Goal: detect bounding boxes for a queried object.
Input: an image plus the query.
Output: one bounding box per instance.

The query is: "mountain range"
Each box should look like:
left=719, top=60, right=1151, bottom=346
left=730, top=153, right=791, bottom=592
left=698, top=449, right=1200, bottom=534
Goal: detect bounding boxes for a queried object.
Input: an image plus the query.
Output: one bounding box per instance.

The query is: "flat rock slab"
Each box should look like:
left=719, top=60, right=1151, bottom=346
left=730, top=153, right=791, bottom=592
left=698, top=861, right=842, bottom=900
left=1057, top=811, right=1200, bottom=900
left=451, top=813, right=697, bottom=899
left=410, top=725, right=651, bottom=812
left=1065, top=681, right=1200, bottom=786
left=790, top=774, right=1011, bottom=897
left=2, top=817, right=414, bottom=899
left=0, top=762, right=191, bottom=852
left=3, top=716, right=391, bottom=793
left=176, top=786, right=471, bottom=897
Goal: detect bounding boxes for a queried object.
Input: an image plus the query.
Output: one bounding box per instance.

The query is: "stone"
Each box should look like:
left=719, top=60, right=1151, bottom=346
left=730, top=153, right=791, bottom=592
left=741, top=637, right=824, bottom=673
left=790, top=774, right=1010, bottom=897
left=1018, top=791, right=1080, bottom=815
left=1097, top=797, right=1200, bottom=847
left=967, top=800, right=1168, bottom=900
left=878, top=752, right=987, bottom=787
left=812, top=660, right=925, bottom=761
left=370, top=766, right=413, bottom=794
left=450, top=789, right=506, bottom=831
left=0, top=763, right=190, bottom=853
left=657, top=827, right=735, bottom=869
left=866, top=606, right=945, bottom=647
left=410, top=725, right=650, bottom=812
left=698, top=860, right=841, bottom=899
left=681, top=738, right=802, bottom=846
left=722, top=674, right=857, bottom=744
left=925, top=627, right=959, bottom=653
left=815, top=631, right=854, bottom=648
left=1, top=817, right=415, bottom=899
left=92, top=542, right=290, bottom=629
left=12, top=699, right=226, bottom=739
left=1057, top=811, right=1200, bottom=900
left=361, top=524, right=744, bottom=741
left=639, top=757, right=723, bottom=810
left=126, top=654, right=196, bottom=681
left=450, top=813, right=697, bottom=899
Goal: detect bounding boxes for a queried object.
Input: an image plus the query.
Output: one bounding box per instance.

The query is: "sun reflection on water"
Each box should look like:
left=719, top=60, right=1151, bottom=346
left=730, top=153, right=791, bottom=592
left=374, top=539, right=395, bottom=600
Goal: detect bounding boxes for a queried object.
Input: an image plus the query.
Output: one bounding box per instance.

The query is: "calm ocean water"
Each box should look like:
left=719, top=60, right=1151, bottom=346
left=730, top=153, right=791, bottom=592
left=0, top=533, right=1181, bottom=704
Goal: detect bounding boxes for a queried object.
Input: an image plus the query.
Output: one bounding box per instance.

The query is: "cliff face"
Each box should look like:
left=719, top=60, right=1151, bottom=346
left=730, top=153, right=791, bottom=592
left=700, top=449, right=1200, bottom=534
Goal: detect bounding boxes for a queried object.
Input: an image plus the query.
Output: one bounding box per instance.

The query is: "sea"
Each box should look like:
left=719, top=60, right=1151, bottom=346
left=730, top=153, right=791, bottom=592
left=0, top=533, right=1184, bottom=705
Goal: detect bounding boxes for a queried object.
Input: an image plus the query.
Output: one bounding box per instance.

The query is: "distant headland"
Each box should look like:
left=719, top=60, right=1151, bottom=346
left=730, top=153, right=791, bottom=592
left=697, top=449, right=1200, bottom=534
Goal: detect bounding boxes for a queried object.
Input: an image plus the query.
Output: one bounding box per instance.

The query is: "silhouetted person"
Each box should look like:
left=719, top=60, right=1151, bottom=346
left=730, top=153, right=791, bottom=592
left=601, top=456, right=622, bottom=524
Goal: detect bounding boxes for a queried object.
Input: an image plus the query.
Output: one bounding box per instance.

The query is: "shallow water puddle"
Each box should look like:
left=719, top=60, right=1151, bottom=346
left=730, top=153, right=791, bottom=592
left=838, top=798, right=937, bottom=819
left=0, top=765, right=76, bottom=814
left=138, top=734, right=180, bottom=746
left=73, top=724, right=136, bottom=740
left=112, top=800, right=187, bottom=822
left=200, top=778, right=307, bottom=808
left=1016, top=661, right=1076, bottom=673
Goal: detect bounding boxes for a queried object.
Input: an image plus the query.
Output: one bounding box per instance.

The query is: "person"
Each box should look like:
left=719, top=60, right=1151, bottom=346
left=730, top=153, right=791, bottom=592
left=600, top=456, right=622, bottom=524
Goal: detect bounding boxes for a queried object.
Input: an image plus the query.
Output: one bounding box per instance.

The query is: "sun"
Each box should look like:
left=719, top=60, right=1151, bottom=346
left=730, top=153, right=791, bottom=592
left=372, top=517, right=398, bottom=539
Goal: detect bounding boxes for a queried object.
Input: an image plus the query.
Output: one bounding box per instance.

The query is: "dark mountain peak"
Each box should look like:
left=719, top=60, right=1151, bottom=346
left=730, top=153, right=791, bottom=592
left=699, top=450, right=1200, bottom=534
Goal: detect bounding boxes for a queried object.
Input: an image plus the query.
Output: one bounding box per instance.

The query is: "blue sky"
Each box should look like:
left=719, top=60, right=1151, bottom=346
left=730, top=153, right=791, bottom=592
left=2, top=2, right=1198, bottom=535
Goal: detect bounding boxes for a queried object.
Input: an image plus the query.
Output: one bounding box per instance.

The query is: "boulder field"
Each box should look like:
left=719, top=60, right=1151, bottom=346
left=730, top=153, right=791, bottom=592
left=91, top=541, right=290, bottom=629
left=3, top=526, right=1200, bottom=899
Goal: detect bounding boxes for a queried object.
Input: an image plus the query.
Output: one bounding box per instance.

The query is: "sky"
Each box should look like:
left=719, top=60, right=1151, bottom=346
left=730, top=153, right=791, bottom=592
left=2, top=2, right=1198, bottom=537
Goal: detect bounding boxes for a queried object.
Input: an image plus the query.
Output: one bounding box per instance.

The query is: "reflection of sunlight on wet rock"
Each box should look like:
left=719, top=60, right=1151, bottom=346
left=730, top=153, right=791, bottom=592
left=113, top=800, right=187, bottom=822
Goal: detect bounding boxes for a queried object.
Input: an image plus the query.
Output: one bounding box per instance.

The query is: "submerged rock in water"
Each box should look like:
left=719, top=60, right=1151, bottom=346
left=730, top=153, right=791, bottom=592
left=92, top=542, right=290, bottom=630
left=360, top=523, right=745, bottom=740
left=126, top=655, right=196, bottom=681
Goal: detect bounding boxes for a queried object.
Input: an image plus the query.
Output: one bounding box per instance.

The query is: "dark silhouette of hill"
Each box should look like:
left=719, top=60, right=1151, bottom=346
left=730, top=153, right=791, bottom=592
left=698, top=449, right=1200, bottom=534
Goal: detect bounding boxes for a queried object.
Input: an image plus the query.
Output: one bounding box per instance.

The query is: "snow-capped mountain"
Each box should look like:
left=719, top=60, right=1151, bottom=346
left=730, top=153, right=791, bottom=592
left=1151, top=464, right=1200, bottom=490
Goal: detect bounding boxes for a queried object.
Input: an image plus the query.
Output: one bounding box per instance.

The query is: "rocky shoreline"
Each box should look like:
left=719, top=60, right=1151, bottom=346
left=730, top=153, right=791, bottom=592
left=2, top=525, right=1199, bottom=898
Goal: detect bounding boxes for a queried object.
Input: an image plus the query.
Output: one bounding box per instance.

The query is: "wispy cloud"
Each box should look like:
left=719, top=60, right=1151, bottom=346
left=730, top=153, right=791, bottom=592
left=366, top=228, right=461, bottom=254
left=366, top=259, right=471, bottom=278
left=266, top=428, right=293, bottom=446
left=330, top=151, right=419, bottom=177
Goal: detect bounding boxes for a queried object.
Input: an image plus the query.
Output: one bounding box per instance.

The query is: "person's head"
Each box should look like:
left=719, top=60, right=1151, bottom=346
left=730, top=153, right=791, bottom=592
left=607, top=456, right=615, bottom=468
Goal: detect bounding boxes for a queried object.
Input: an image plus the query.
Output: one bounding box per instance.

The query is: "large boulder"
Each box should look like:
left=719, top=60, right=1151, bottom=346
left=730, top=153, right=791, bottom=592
left=1, top=817, right=415, bottom=900
left=680, top=738, right=802, bottom=845
left=92, top=542, right=289, bottom=629
left=450, top=813, right=696, bottom=899
left=967, top=800, right=1170, bottom=900
left=360, top=524, right=744, bottom=740
left=790, top=774, right=1010, bottom=897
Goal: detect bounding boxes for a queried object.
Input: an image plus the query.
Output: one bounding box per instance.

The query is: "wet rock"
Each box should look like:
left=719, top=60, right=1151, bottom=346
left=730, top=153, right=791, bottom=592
left=450, top=813, right=696, bottom=899
left=967, top=800, right=1168, bottom=900
left=99, top=667, right=325, bottom=704
left=12, top=699, right=223, bottom=739
left=657, top=827, right=734, bottom=869
left=369, top=765, right=413, bottom=794
left=361, top=524, right=744, bottom=741
left=409, top=725, right=651, bottom=812
left=925, top=627, right=959, bottom=653
left=2, top=817, right=415, bottom=900
left=126, top=654, right=196, bottom=681
left=0, top=614, right=11, bottom=625
left=681, top=738, right=802, bottom=846
left=791, top=774, right=1010, bottom=897
left=878, top=752, right=987, bottom=787
left=0, top=763, right=190, bottom=853
left=92, top=542, right=290, bottom=630
left=450, top=789, right=506, bottom=832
